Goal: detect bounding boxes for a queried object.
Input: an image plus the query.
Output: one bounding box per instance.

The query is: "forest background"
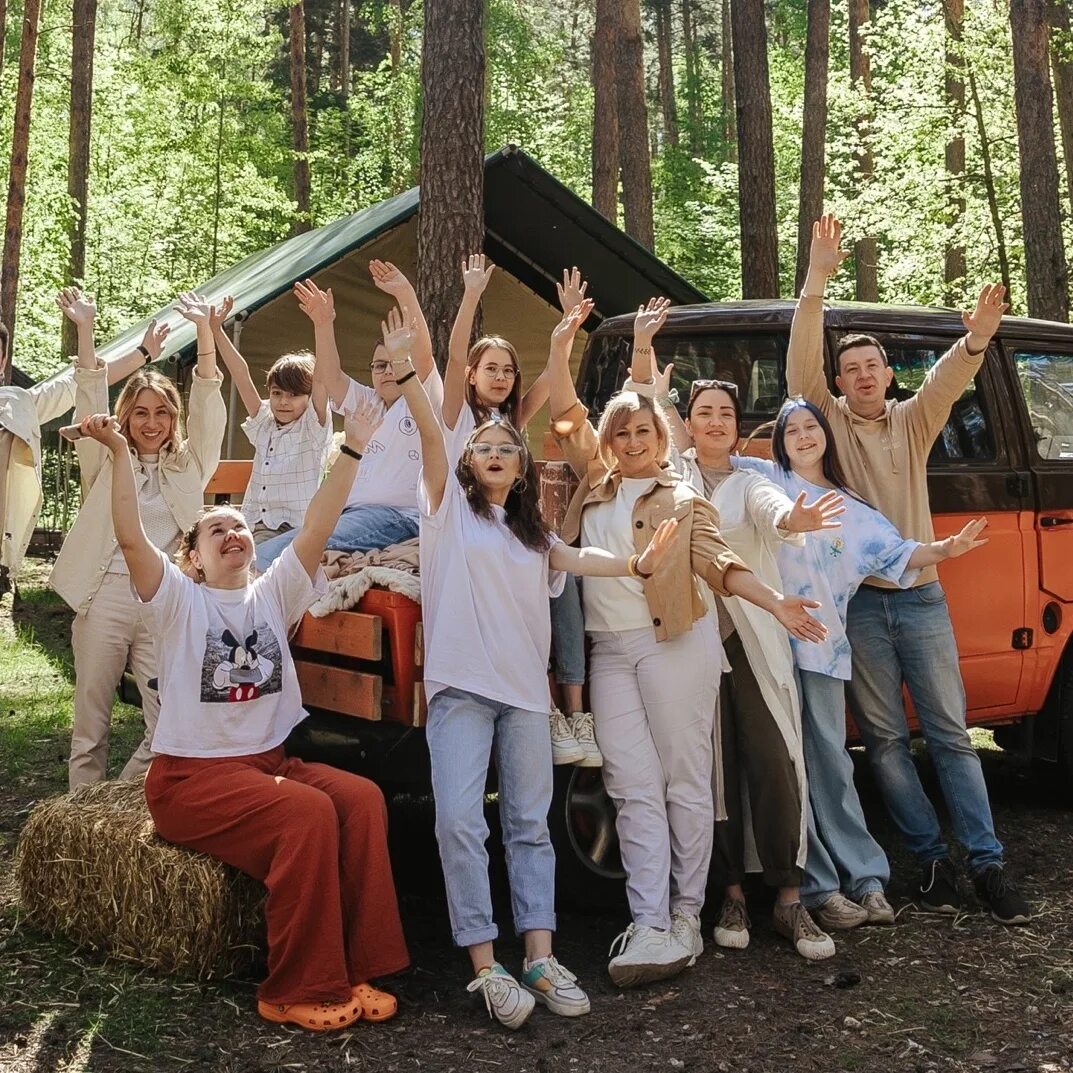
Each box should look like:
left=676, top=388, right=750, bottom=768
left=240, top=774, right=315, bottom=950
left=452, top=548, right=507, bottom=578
left=0, top=0, right=1070, bottom=386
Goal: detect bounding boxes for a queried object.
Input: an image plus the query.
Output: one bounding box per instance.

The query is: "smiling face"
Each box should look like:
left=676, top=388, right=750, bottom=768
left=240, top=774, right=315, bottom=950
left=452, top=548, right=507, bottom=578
left=125, top=387, right=175, bottom=455
left=465, top=424, right=525, bottom=496
left=836, top=344, right=894, bottom=418
left=686, top=387, right=739, bottom=464
left=369, top=343, right=402, bottom=405
left=468, top=345, right=518, bottom=409
left=268, top=386, right=311, bottom=425
left=780, top=406, right=829, bottom=473
left=601, top=397, right=667, bottom=478
left=187, top=507, right=255, bottom=585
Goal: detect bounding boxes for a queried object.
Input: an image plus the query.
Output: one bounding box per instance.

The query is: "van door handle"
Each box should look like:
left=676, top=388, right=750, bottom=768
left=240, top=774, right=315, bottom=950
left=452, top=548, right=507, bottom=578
left=1040, top=516, right=1073, bottom=527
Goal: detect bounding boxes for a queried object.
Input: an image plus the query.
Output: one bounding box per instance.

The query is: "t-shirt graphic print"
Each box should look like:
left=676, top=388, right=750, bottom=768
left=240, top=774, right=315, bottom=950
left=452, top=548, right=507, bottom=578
left=201, top=624, right=283, bottom=703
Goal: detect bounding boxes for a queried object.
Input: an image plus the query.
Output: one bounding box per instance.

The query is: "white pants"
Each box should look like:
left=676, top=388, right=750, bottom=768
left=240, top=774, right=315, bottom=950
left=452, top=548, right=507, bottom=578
left=69, top=573, right=160, bottom=788
left=589, top=616, right=720, bottom=929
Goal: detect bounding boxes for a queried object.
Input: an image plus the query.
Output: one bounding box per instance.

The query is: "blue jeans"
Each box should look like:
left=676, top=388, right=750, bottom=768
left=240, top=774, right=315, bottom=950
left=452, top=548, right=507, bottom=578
left=845, top=583, right=1004, bottom=874
left=426, top=686, right=557, bottom=947
left=550, top=575, right=586, bottom=686
left=255, top=504, right=419, bottom=571
left=799, top=669, right=889, bottom=908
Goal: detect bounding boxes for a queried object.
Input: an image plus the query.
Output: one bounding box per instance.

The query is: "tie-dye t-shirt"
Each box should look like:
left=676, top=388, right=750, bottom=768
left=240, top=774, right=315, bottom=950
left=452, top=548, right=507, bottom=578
left=733, top=456, right=921, bottom=680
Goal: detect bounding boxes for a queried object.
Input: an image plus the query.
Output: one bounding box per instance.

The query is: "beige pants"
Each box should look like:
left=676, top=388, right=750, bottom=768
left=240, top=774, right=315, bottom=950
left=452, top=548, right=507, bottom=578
left=70, top=573, right=160, bottom=788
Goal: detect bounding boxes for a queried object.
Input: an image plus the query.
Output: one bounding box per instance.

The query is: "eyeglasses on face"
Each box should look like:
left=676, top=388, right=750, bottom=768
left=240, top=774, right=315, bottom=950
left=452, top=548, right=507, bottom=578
left=469, top=442, right=525, bottom=458
left=369, top=360, right=391, bottom=374
left=477, top=364, right=517, bottom=381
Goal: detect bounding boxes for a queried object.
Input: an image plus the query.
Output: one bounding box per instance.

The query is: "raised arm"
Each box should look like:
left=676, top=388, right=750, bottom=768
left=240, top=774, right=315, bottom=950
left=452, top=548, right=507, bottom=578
left=291, top=403, right=380, bottom=580
left=382, top=306, right=448, bottom=511
left=80, top=413, right=164, bottom=601
left=903, top=284, right=1008, bottom=447
left=548, top=301, right=593, bottom=424
left=444, top=254, right=494, bottom=429
left=369, top=260, right=434, bottom=380
left=624, top=298, right=691, bottom=449
left=56, top=287, right=97, bottom=369
left=787, top=214, right=847, bottom=411
left=174, top=292, right=219, bottom=381
left=209, top=296, right=262, bottom=418
left=294, top=278, right=350, bottom=408
left=906, top=517, right=988, bottom=569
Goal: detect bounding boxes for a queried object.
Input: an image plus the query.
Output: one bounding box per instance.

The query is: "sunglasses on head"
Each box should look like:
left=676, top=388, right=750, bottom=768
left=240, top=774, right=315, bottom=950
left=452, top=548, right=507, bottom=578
left=469, top=442, right=525, bottom=458
left=688, top=378, right=739, bottom=402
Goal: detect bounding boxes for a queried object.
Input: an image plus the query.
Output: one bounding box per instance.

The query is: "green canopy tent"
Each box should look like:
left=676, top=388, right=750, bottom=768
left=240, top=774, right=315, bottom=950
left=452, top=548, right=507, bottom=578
left=95, top=145, right=706, bottom=457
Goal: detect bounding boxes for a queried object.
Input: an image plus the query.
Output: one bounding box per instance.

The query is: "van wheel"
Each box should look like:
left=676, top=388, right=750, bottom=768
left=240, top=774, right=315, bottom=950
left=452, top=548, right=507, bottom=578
left=548, top=765, right=627, bottom=912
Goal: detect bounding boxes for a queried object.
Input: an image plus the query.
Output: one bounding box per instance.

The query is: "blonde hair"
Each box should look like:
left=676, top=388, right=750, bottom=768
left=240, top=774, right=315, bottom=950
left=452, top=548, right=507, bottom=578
left=596, top=391, right=670, bottom=470
left=175, top=504, right=247, bottom=581
left=114, top=370, right=184, bottom=453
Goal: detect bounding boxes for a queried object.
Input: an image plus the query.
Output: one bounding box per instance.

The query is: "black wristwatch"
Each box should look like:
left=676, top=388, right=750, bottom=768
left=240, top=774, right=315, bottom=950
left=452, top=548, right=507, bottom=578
left=136, top=344, right=150, bottom=364
left=339, top=444, right=363, bottom=462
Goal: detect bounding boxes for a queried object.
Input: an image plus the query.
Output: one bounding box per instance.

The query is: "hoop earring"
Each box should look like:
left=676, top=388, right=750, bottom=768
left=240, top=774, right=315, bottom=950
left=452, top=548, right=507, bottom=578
left=512, top=476, right=528, bottom=493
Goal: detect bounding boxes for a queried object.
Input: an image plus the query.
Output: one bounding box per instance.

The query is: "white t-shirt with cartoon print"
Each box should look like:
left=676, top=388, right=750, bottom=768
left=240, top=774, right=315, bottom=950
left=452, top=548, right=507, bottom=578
left=137, top=545, right=327, bottom=757
left=333, top=368, right=444, bottom=512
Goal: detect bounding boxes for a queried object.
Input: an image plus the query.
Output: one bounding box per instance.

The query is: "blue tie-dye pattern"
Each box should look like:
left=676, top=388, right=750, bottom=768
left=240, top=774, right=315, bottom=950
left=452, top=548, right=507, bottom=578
left=730, top=456, right=921, bottom=680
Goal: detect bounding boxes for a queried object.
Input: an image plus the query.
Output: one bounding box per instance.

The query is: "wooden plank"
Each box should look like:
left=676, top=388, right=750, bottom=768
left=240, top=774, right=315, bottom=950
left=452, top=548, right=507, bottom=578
left=205, top=460, right=253, bottom=497
left=296, top=660, right=382, bottom=720
left=293, top=610, right=382, bottom=661
left=414, top=622, right=424, bottom=667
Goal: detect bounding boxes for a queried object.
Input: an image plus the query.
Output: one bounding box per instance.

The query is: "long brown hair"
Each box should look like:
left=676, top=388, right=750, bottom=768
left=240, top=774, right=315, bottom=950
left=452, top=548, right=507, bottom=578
left=465, top=336, right=522, bottom=426
left=456, top=418, right=552, bottom=552
left=114, top=370, right=184, bottom=453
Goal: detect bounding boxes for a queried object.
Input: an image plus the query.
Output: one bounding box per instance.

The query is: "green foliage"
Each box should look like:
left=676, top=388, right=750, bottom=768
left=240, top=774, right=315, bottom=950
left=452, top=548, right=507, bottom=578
left=0, top=0, right=1062, bottom=385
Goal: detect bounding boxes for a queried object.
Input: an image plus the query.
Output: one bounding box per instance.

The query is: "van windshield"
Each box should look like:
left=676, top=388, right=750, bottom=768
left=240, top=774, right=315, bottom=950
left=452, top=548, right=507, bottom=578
left=1015, top=350, right=1073, bottom=460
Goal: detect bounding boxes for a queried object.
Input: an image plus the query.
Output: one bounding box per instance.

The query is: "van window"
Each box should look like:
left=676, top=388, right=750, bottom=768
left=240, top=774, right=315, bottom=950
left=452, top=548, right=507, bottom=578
left=1014, top=349, right=1073, bottom=460
left=579, top=332, right=786, bottom=419
left=881, top=341, right=995, bottom=462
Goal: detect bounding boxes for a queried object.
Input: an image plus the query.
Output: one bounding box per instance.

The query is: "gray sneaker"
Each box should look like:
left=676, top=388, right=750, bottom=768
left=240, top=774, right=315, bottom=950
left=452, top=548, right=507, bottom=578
left=712, top=897, right=751, bottom=950
left=773, top=901, right=836, bottom=961
left=859, top=890, right=896, bottom=925
left=812, top=892, right=870, bottom=931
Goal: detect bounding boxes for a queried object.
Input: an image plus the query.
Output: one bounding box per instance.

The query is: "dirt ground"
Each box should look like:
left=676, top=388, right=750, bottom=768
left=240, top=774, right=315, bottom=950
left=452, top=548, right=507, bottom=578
left=2, top=558, right=1072, bottom=1073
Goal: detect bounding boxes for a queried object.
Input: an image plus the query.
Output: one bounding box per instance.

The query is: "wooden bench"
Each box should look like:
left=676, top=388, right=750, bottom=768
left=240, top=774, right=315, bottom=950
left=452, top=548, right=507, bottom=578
left=206, top=459, right=426, bottom=728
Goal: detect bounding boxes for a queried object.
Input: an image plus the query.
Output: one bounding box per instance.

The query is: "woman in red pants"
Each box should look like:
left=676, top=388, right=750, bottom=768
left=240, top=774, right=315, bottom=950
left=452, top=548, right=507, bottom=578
left=78, top=388, right=408, bottom=1033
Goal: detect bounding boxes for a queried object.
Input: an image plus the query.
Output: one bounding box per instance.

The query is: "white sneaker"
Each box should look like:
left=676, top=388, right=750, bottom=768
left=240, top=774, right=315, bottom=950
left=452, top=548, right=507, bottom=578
left=520, top=955, right=591, bottom=1017
left=466, top=963, right=536, bottom=1030
left=550, top=707, right=584, bottom=765
left=670, top=908, right=704, bottom=966
left=607, top=923, right=692, bottom=988
left=568, top=711, right=603, bottom=767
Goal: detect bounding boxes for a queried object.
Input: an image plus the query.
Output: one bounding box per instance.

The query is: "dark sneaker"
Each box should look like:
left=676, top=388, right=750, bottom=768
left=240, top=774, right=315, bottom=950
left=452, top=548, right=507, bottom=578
left=917, top=858, right=963, bottom=914
left=973, top=865, right=1033, bottom=925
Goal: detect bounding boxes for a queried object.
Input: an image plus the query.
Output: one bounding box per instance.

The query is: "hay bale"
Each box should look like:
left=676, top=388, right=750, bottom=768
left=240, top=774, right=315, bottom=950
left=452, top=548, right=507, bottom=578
left=14, top=777, right=265, bottom=979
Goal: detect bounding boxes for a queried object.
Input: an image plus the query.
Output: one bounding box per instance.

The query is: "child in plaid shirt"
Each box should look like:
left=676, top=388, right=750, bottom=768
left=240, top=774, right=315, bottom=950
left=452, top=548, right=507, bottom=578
left=210, top=298, right=334, bottom=548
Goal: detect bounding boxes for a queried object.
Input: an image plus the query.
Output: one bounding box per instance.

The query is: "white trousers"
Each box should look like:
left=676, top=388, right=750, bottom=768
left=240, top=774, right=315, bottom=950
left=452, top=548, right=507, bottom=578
left=589, top=616, right=720, bottom=929
left=69, top=573, right=160, bottom=788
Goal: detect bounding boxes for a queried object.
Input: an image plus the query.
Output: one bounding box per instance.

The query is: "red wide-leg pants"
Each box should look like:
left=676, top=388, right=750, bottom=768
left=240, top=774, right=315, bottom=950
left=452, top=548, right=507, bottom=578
left=145, top=747, right=410, bottom=1004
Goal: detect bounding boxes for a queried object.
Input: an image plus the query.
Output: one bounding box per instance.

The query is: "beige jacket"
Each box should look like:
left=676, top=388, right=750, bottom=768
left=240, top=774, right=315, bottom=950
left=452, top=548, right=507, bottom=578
left=786, top=294, right=984, bottom=587
left=50, top=367, right=226, bottom=613
left=553, top=400, right=747, bottom=643
left=0, top=366, right=79, bottom=577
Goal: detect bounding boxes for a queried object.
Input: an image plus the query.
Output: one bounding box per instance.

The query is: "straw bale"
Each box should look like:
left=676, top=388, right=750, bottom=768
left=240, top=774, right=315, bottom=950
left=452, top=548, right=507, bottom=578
left=14, top=777, right=265, bottom=979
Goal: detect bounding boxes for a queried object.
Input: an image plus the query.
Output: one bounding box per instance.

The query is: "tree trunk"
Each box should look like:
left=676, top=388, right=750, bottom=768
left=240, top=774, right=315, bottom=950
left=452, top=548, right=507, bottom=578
left=592, top=0, right=620, bottom=221
left=617, top=0, right=654, bottom=248
left=795, top=0, right=830, bottom=295
left=417, top=0, right=485, bottom=368
left=0, top=0, right=7, bottom=77
left=1010, top=0, right=1069, bottom=320
left=681, top=0, right=702, bottom=153
left=339, top=0, right=351, bottom=102
left=653, top=0, right=679, bottom=148
left=720, top=0, right=736, bottom=160
left=63, top=0, right=98, bottom=361
left=290, top=1, right=312, bottom=235
left=967, top=65, right=1012, bottom=296
left=1049, top=0, right=1073, bottom=217
left=848, top=0, right=878, bottom=301
left=943, top=0, right=966, bottom=302
left=389, top=0, right=402, bottom=69
left=0, top=0, right=43, bottom=377
left=731, top=0, right=779, bottom=297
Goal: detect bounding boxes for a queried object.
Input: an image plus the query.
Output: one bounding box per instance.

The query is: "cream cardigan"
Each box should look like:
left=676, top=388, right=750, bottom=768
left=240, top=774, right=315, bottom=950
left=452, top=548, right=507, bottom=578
left=50, top=366, right=226, bottom=613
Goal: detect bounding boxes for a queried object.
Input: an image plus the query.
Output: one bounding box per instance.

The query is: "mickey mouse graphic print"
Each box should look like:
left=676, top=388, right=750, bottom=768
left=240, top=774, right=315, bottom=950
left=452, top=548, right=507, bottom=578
left=136, top=545, right=327, bottom=757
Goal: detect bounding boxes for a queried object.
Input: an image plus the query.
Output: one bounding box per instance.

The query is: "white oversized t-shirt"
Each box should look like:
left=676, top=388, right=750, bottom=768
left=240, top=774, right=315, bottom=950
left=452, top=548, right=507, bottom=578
left=420, top=471, right=565, bottom=713
left=137, top=545, right=327, bottom=757
left=333, top=368, right=444, bottom=512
